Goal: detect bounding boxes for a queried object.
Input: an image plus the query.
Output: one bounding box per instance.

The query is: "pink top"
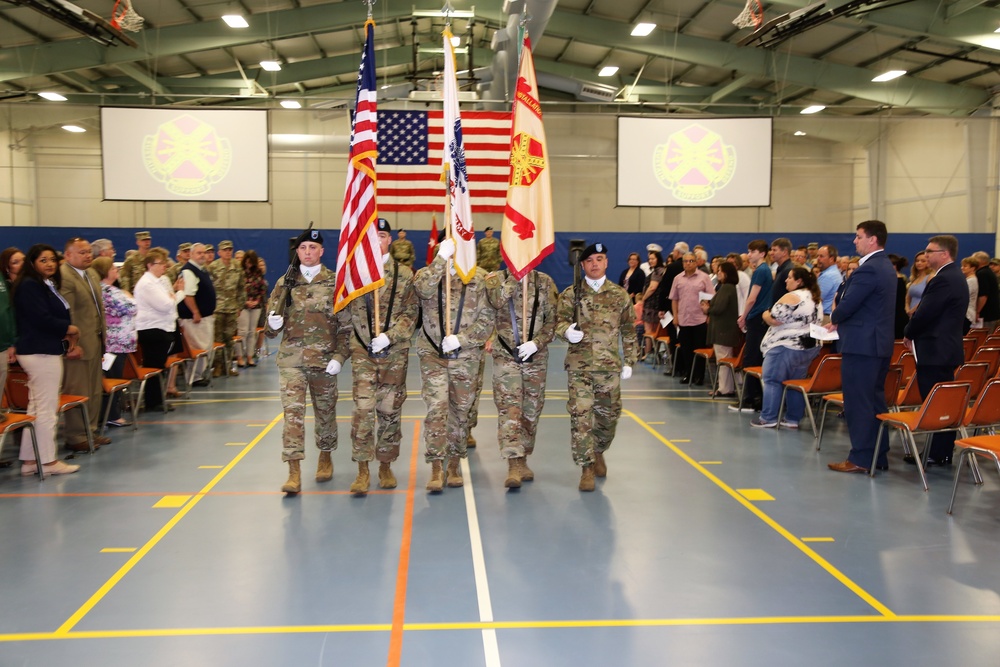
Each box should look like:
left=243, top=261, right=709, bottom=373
left=669, top=270, right=714, bottom=327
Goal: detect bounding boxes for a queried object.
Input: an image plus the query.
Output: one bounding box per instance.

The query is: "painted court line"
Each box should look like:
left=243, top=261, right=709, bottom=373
left=386, top=422, right=421, bottom=667
left=461, top=458, right=502, bottom=667
left=624, top=409, right=897, bottom=618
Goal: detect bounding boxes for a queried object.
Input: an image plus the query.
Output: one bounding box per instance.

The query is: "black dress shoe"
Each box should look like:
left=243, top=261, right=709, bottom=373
left=903, top=454, right=918, bottom=466
left=191, top=379, right=211, bottom=387
left=875, top=463, right=889, bottom=471
left=692, top=378, right=704, bottom=386
left=927, top=456, right=952, bottom=467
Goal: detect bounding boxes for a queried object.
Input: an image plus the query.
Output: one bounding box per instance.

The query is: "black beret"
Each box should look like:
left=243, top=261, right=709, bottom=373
left=485, top=226, right=494, bottom=232
left=377, top=217, right=391, bottom=233
left=580, top=242, right=607, bottom=262
left=295, top=227, right=323, bottom=246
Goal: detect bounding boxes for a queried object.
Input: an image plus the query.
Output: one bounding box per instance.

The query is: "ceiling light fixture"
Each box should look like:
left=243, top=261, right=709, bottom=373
left=62, top=125, right=86, bottom=133
left=631, top=23, right=656, bottom=37
left=39, top=92, right=67, bottom=101
left=598, top=66, right=619, bottom=77
left=222, top=15, right=248, bottom=28
left=450, top=35, right=461, bottom=47
left=872, top=70, right=906, bottom=82
left=280, top=100, right=301, bottom=109
left=260, top=60, right=282, bottom=72
left=800, top=105, right=825, bottom=114
left=794, top=131, right=807, bottom=136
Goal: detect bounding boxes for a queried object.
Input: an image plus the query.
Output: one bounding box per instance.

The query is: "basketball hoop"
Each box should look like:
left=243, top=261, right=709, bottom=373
left=110, top=0, right=144, bottom=32
left=732, top=0, right=763, bottom=29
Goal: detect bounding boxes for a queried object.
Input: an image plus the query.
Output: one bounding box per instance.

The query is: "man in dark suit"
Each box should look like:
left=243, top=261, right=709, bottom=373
left=827, top=220, right=897, bottom=473
left=902, top=235, right=967, bottom=465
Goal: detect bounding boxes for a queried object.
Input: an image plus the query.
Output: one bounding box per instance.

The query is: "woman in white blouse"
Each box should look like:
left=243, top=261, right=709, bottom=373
left=134, top=249, right=184, bottom=411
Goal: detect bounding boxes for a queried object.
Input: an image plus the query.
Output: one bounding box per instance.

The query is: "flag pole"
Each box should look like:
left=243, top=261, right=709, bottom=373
left=517, top=15, right=530, bottom=340
left=445, top=189, right=453, bottom=335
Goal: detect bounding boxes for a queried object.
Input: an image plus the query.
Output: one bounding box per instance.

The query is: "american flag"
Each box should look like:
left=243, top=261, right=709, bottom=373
left=378, top=109, right=512, bottom=214
left=334, top=19, right=383, bottom=313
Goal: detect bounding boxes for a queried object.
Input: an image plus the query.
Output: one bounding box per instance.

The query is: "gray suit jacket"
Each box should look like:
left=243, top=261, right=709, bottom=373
left=59, top=263, right=106, bottom=361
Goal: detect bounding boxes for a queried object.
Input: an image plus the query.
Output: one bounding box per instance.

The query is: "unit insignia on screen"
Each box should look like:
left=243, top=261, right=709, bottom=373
left=652, top=124, right=737, bottom=203
left=142, top=114, right=233, bottom=197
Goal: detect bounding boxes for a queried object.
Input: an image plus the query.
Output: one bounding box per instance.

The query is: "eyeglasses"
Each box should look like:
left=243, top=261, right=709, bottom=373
left=682, top=259, right=696, bottom=263
left=924, top=248, right=946, bottom=254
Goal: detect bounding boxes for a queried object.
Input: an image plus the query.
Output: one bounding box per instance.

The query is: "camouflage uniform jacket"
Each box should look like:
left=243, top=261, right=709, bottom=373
left=413, top=257, right=493, bottom=357
left=476, top=237, right=501, bottom=272
left=265, top=265, right=350, bottom=369
left=556, top=279, right=639, bottom=372
left=346, top=259, right=418, bottom=353
left=389, top=239, right=415, bottom=267
left=485, top=270, right=557, bottom=359
left=166, top=261, right=184, bottom=284
left=119, top=252, right=147, bottom=293
left=208, top=259, right=246, bottom=313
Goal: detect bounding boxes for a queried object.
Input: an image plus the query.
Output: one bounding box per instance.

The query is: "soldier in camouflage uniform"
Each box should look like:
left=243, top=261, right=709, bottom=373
left=389, top=229, right=415, bottom=268
left=414, top=237, right=494, bottom=492
left=556, top=243, right=638, bottom=492
left=486, top=267, right=558, bottom=488
left=119, top=230, right=152, bottom=292
left=209, top=240, right=247, bottom=377
left=167, top=243, right=192, bottom=283
left=477, top=227, right=501, bottom=272
left=344, top=218, right=418, bottom=496
left=265, top=228, right=350, bottom=495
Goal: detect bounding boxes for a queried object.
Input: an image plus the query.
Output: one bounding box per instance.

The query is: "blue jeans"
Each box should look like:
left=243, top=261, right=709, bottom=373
left=760, top=345, right=820, bottom=423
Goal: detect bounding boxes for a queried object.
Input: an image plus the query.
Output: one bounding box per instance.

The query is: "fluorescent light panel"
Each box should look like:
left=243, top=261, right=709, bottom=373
left=631, top=22, right=656, bottom=36
left=39, top=92, right=67, bottom=101
left=450, top=35, right=461, bottom=47
left=260, top=61, right=282, bottom=71
left=62, top=125, right=86, bottom=133
left=872, top=70, right=905, bottom=82
left=222, top=14, right=248, bottom=28
left=599, top=66, right=619, bottom=77
left=800, top=105, right=825, bottom=114
left=794, top=131, right=807, bottom=136
left=280, top=100, right=301, bottom=109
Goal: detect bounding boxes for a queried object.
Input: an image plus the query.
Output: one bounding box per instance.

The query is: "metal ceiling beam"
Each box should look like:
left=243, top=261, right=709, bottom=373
left=945, top=0, right=989, bottom=19
left=115, top=62, right=173, bottom=95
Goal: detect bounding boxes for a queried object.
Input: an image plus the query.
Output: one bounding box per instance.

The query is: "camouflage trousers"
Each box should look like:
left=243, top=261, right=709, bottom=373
left=278, top=366, right=338, bottom=462
left=418, top=348, right=483, bottom=462
left=467, top=353, right=488, bottom=429
left=491, top=352, right=548, bottom=459
left=213, top=310, right=239, bottom=371
left=567, top=371, right=622, bottom=466
left=350, top=345, right=408, bottom=463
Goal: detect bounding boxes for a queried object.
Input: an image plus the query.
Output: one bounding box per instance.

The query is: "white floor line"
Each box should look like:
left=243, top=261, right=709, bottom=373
left=461, top=458, right=502, bottom=667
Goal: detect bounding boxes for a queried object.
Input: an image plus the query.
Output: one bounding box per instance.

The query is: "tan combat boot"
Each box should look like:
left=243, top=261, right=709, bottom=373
left=579, top=464, right=596, bottom=492
left=593, top=451, right=607, bottom=478
left=520, top=456, right=534, bottom=482
left=426, top=460, right=444, bottom=493
left=446, top=457, right=464, bottom=487
left=316, top=450, right=333, bottom=482
left=504, top=457, right=523, bottom=489
left=378, top=462, right=397, bottom=489
left=466, top=433, right=477, bottom=448
left=350, top=461, right=370, bottom=495
left=282, top=460, right=302, bottom=494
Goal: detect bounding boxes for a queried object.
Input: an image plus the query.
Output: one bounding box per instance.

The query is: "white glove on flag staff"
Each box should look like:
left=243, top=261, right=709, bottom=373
left=517, top=341, right=538, bottom=360
left=437, top=238, right=456, bottom=260
left=325, top=359, right=342, bottom=375
left=267, top=311, right=284, bottom=329
left=442, top=335, right=461, bottom=353
left=370, top=333, right=390, bottom=353
left=565, top=323, right=583, bottom=344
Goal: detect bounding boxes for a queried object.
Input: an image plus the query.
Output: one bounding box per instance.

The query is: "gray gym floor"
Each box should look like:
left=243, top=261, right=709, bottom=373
left=2, top=342, right=999, bottom=666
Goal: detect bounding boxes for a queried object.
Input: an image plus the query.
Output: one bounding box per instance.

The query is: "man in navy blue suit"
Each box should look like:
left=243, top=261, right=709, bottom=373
left=827, top=220, right=897, bottom=473
left=902, top=235, right=968, bottom=465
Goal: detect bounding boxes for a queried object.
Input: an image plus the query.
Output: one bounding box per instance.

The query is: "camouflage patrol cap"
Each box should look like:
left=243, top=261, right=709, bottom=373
left=807, top=242, right=819, bottom=249
left=204, top=244, right=215, bottom=251
left=218, top=240, right=234, bottom=250
left=580, top=243, right=607, bottom=262
left=177, top=242, right=192, bottom=252
left=135, top=231, right=151, bottom=240
left=294, top=226, right=324, bottom=246
left=377, top=218, right=391, bottom=233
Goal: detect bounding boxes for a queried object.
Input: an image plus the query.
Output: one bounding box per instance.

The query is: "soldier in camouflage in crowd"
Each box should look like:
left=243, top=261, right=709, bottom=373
left=265, top=228, right=350, bottom=495
left=344, top=218, right=418, bottom=496
left=167, top=242, right=192, bottom=283
left=119, top=230, right=152, bottom=292
left=556, top=242, right=638, bottom=492
left=389, top=229, right=415, bottom=268
left=209, top=240, right=247, bottom=377
left=485, top=267, right=558, bottom=488
left=476, top=226, right=501, bottom=272
left=414, top=237, right=494, bottom=492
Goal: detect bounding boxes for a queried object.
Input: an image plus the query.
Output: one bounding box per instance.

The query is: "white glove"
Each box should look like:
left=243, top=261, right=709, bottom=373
left=620, top=365, right=632, bottom=380
left=564, top=323, right=584, bottom=344
left=370, top=333, right=390, bottom=353
left=267, top=311, right=284, bottom=330
left=441, top=334, right=461, bottom=353
left=517, top=340, right=538, bottom=360
left=437, top=238, right=455, bottom=260
left=325, top=359, right=342, bottom=375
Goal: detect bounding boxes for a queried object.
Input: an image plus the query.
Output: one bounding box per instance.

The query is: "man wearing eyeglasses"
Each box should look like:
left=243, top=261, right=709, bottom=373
left=901, top=235, right=967, bottom=467
left=669, top=252, right=714, bottom=385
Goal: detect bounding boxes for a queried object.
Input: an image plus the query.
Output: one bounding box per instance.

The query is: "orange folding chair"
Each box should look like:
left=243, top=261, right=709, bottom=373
left=896, top=351, right=916, bottom=384
left=891, top=340, right=907, bottom=364
left=716, top=344, right=745, bottom=402
left=1, top=394, right=43, bottom=479
left=970, top=346, right=1000, bottom=377
left=816, top=366, right=902, bottom=451
left=694, top=346, right=716, bottom=390
left=776, top=353, right=842, bottom=436
left=948, top=434, right=1000, bottom=514
left=967, top=328, right=988, bottom=351
left=123, top=352, right=166, bottom=418
left=962, top=337, right=977, bottom=362
left=871, top=381, right=972, bottom=491
left=100, top=377, right=133, bottom=435
left=895, top=373, right=924, bottom=411
left=5, top=365, right=95, bottom=454
left=953, top=362, right=990, bottom=403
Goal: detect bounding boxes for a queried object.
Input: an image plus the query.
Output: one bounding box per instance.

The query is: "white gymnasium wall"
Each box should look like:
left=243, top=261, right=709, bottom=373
left=0, top=104, right=997, bottom=239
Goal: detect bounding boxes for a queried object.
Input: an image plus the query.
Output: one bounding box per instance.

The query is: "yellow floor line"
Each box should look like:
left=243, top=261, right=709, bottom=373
left=52, top=413, right=284, bottom=637
left=802, top=537, right=836, bottom=543
left=624, top=409, right=897, bottom=619
left=99, top=548, right=137, bottom=554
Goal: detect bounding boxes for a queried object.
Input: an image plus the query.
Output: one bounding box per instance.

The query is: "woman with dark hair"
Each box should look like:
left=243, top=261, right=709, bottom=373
left=618, top=252, right=645, bottom=303
left=0, top=247, right=20, bottom=405
left=751, top=266, right=822, bottom=429
left=703, top=261, right=741, bottom=398
left=238, top=249, right=266, bottom=367
left=888, top=253, right=909, bottom=339
left=12, top=244, right=81, bottom=475
left=638, top=250, right=665, bottom=360
left=1, top=247, right=25, bottom=288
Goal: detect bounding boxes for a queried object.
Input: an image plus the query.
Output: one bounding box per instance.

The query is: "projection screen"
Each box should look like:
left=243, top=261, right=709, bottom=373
left=617, top=117, right=772, bottom=207
left=101, top=107, right=269, bottom=201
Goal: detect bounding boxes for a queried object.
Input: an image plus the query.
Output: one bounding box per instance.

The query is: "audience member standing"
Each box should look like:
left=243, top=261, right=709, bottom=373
left=92, top=257, right=137, bottom=426
left=178, top=243, right=217, bottom=385
left=961, top=257, right=979, bottom=333
left=639, top=250, right=665, bottom=360
left=815, top=245, right=840, bottom=322
left=135, top=250, right=185, bottom=411
left=238, top=250, right=266, bottom=367
left=669, top=253, right=714, bottom=385
left=209, top=240, right=246, bottom=377
left=476, top=227, right=501, bottom=273
left=618, top=252, right=645, bottom=303
left=167, top=243, right=192, bottom=283
left=770, top=238, right=794, bottom=303
left=888, top=254, right=910, bottom=339
left=905, top=251, right=934, bottom=316
left=389, top=229, right=415, bottom=268
left=0, top=253, right=14, bottom=409
left=732, top=240, right=773, bottom=413
left=902, top=236, right=967, bottom=466
left=974, top=251, right=1000, bottom=331
left=119, top=230, right=152, bottom=293
left=827, top=220, right=896, bottom=474
left=1, top=247, right=25, bottom=287
left=703, top=261, right=740, bottom=398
